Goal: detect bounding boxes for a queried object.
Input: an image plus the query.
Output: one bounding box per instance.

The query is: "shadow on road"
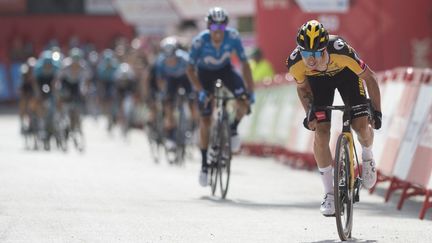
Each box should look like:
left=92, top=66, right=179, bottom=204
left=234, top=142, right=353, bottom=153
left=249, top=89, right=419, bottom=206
left=199, top=184, right=432, bottom=221
left=199, top=195, right=319, bottom=210
left=304, top=238, right=377, bottom=243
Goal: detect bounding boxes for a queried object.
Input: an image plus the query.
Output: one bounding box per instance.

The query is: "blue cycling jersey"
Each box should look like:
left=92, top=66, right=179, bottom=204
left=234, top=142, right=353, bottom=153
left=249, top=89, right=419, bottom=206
left=97, top=59, right=119, bottom=83
left=156, top=49, right=189, bottom=79
left=189, top=27, right=247, bottom=71
left=34, top=59, right=60, bottom=79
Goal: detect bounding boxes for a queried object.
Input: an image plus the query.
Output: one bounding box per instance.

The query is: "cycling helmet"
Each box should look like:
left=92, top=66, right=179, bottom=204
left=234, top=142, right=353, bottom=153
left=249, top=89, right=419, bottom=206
left=69, top=47, right=84, bottom=61
left=296, top=20, right=329, bottom=51
left=206, top=7, right=229, bottom=25
left=40, top=50, right=55, bottom=65
left=102, top=49, right=114, bottom=59
left=160, top=36, right=178, bottom=56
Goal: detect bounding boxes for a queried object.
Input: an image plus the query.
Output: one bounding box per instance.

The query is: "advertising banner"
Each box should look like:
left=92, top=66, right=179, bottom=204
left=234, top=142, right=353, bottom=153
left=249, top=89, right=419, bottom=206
left=85, top=0, right=116, bottom=15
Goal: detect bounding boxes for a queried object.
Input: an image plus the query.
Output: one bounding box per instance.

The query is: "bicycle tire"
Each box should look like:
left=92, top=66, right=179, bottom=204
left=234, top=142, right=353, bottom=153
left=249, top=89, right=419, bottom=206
left=219, top=116, right=231, bottom=199
left=174, top=100, right=187, bottom=165
left=208, top=122, right=219, bottom=196
left=209, top=163, right=218, bottom=195
left=334, top=134, right=354, bottom=241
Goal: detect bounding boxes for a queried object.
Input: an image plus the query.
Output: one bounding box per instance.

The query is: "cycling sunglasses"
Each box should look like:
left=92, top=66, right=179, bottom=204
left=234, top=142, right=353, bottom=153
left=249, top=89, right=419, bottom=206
left=209, top=23, right=227, bottom=31
left=299, top=49, right=324, bottom=58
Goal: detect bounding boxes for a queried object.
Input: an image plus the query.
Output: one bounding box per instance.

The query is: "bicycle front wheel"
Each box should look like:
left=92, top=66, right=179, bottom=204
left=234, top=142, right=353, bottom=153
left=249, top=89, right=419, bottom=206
left=218, top=117, right=231, bottom=199
left=334, top=134, right=354, bottom=241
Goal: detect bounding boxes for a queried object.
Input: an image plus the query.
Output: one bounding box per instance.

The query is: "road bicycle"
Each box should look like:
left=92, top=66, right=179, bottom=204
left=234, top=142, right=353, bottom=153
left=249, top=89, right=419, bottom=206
left=146, top=92, right=165, bottom=163
left=314, top=103, right=370, bottom=241
left=165, top=87, right=193, bottom=166
left=208, top=79, right=235, bottom=199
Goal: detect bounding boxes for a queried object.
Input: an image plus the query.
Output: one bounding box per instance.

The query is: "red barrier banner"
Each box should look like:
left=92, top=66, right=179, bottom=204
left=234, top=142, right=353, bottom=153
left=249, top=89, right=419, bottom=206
left=0, top=0, right=26, bottom=14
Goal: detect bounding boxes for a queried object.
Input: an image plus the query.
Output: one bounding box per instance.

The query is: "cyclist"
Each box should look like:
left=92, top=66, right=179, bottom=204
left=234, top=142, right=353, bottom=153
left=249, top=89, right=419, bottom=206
left=113, top=62, right=137, bottom=134
left=33, top=50, right=61, bottom=145
left=156, top=36, right=198, bottom=150
left=18, top=57, right=38, bottom=134
left=286, top=20, right=382, bottom=216
left=57, top=48, right=92, bottom=135
left=186, top=7, right=255, bottom=187
left=97, top=49, right=119, bottom=130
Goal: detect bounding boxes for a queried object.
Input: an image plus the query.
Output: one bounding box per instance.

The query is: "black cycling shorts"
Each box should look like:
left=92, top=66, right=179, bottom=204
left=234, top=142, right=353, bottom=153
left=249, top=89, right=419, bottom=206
left=166, top=75, right=195, bottom=103
left=308, top=67, right=369, bottom=123
left=197, top=64, right=246, bottom=116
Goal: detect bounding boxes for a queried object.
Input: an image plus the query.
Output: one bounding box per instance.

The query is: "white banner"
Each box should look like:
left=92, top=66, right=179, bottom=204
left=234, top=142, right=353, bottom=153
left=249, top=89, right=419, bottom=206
left=170, top=0, right=255, bottom=19
left=394, top=83, right=432, bottom=180
left=114, top=0, right=180, bottom=34
left=295, top=0, right=349, bottom=13
left=85, top=0, right=116, bottom=14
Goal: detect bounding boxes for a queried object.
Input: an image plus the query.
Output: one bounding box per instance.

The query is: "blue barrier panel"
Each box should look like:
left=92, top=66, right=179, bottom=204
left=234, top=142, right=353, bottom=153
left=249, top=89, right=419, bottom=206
left=10, top=63, right=23, bottom=99
left=0, top=64, right=11, bottom=100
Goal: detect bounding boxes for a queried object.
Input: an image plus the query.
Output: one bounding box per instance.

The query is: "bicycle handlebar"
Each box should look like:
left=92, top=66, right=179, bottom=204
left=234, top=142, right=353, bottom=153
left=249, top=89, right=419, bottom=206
left=314, top=103, right=370, bottom=112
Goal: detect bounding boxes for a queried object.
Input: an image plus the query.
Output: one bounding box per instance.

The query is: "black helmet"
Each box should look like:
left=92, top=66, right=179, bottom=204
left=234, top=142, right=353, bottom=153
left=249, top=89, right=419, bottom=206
left=206, top=7, right=229, bottom=25
left=296, top=20, right=329, bottom=51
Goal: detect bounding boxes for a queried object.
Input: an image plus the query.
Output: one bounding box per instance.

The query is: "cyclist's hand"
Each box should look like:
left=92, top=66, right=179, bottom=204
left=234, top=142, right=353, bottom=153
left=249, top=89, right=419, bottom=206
left=198, top=90, right=208, bottom=105
left=303, top=117, right=317, bottom=131
left=247, top=92, right=255, bottom=105
left=373, top=110, right=382, bottom=129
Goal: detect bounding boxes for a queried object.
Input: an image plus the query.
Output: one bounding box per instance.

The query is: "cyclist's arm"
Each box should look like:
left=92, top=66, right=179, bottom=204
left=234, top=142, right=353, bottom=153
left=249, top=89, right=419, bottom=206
left=296, top=77, right=314, bottom=114
left=157, top=78, right=166, bottom=94
left=358, top=66, right=381, bottom=111
left=186, top=64, right=203, bottom=92
left=241, top=60, right=254, bottom=93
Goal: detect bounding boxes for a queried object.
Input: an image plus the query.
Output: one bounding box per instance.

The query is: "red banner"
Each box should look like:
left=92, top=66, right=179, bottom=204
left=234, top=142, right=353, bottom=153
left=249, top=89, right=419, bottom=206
left=256, top=0, right=432, bottom=73
left=0, top=0, right=26, bottom=14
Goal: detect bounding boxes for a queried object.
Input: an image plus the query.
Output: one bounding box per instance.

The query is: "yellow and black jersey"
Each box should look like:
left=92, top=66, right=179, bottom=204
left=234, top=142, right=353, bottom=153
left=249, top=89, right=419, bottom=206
left=286, top=35, right=367, bottom=84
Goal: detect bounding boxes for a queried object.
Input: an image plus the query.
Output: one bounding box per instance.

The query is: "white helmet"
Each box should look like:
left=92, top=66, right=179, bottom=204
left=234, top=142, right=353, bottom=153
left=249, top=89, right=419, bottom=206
left=160, top=36, right=178, bottom=56
left=206, top=7, right=229, bottom=25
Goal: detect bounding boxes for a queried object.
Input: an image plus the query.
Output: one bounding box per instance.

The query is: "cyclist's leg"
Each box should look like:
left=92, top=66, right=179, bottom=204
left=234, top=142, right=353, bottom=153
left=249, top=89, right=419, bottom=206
left=308, top=75, right=337, bottom=214
left=196, top=68, right=217, bottom=186
left=181, top=75, right=199, bottom=130
left=164, top=78, right=177, bottom=143
left=19, top=94, right=29, bottom=132
left=221, top=66, right=249, bottom=132
left=337, top=69, right=376, bottom=188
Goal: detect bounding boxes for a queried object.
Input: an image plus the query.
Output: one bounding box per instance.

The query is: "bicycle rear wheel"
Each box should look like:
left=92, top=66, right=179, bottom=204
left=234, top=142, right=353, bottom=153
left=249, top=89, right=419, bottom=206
left=334, top=134, right=354, bottom=241
left=219, top=117, right=231, bottom=199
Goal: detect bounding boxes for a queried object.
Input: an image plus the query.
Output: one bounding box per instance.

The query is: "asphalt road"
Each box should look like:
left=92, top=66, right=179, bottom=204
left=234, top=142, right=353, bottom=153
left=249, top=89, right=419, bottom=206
left=0, top=114, right=431, bottom=243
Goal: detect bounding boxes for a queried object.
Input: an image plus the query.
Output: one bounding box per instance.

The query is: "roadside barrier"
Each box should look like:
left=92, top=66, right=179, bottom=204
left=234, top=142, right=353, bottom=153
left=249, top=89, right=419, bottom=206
left=241, top=67, right=432, bottom=219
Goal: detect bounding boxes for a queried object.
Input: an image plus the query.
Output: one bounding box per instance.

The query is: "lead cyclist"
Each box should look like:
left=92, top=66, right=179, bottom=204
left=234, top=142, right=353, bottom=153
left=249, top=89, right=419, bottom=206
left=286, top=20, right=382, bottom=216
left=186, top=7, right=255, bottom=187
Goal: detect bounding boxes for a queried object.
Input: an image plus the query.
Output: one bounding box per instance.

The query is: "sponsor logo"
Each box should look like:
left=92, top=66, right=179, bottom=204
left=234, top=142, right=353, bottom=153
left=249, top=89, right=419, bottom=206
left=334, top=39, right=345, bottom=50
left=234, top=87, right=245, bottom=94
left=290, top=49, right=299, bottom=60
left=315, top=111, right=326, bottom=121
left=358, top=79, right=366, bottom=96
left=203, top=52, right=231, bottom=66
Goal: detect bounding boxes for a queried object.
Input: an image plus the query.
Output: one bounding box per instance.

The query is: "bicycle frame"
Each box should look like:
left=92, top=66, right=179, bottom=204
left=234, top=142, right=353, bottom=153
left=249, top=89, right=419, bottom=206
left=341, top=108, right=356, bottom=190
left=208, top=79, right=235, bottom=198
left=316, top=103, right=369, bottom=241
